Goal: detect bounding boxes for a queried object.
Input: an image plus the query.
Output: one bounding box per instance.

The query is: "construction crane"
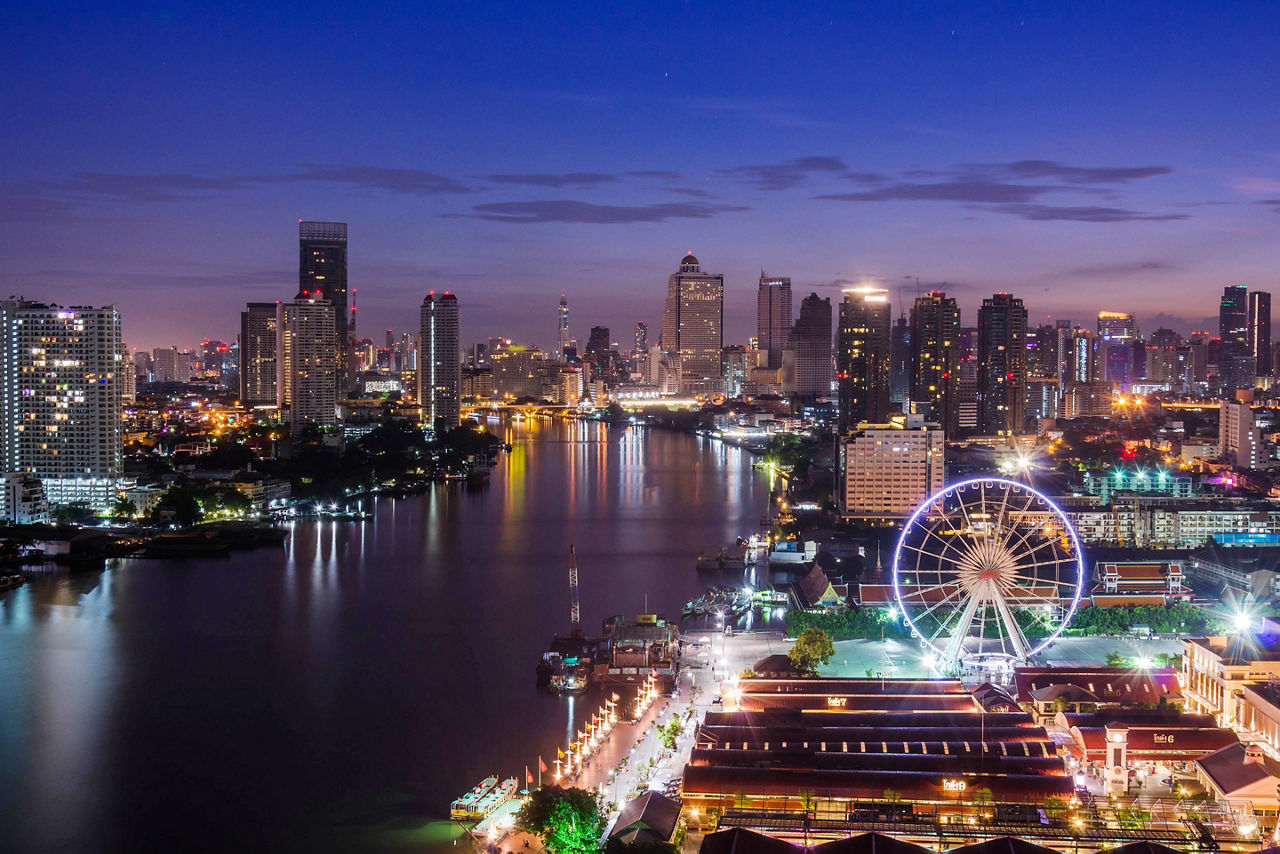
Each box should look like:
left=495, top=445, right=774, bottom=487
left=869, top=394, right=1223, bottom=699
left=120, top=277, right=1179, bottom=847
left=568, top=544, right=582, bottom=637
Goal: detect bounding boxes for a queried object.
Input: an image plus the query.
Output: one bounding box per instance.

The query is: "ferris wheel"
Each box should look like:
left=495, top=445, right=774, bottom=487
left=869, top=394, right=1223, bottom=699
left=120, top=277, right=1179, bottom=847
left=892, top=477, right=1085, bottom=668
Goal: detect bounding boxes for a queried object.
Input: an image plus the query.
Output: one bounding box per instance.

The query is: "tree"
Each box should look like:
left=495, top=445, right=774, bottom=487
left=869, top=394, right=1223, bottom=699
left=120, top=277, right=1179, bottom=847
left=1105, top=650, right=1129, bottom=667
left=658, top=717, right=684, bottom=750
left=111, top=495, right=136, bottom=520
left=883, top=789, right=902, bottom=802
left=789, top=627, right=835, bottom=675
left=516, top=786, right=605, bottom=854
left=1043, top=796, right=1068, bottom=819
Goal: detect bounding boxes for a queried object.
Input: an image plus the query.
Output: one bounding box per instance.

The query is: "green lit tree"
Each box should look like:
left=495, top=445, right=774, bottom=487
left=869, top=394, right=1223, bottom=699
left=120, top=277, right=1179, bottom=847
left=517, top=786, right=605, bottom=854
left=789, top=627, right=835, bottom=675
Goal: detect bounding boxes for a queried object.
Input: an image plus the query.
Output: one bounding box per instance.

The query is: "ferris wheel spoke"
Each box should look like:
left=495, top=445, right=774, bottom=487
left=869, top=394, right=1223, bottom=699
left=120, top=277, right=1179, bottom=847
left=995, top=492, right=1042, bottom=556
left=990, top=584, right=1031, bottom=659
left=897, top=577, right=965, bottom=601
left=943, top=591, right=983, bottom=662
left=912, top=584, right=966, bottom=623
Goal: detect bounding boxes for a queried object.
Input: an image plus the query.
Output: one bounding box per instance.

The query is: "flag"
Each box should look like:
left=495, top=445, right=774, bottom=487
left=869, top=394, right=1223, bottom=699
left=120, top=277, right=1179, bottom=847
left=539, top=756, right=548, bottom=773
left=557, top=747, right=565, bottom=759
left=526, top=766, right=533, bottom=785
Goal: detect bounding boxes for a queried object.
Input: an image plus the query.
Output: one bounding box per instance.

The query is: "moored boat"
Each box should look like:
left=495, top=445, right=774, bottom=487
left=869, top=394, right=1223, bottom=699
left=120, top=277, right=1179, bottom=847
left=450, top=775, right=498, bottom=820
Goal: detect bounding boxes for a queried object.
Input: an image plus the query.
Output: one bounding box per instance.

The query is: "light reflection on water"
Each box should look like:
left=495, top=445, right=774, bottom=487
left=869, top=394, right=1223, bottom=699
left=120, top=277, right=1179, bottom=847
left=0, top=420, right=766, bottom=853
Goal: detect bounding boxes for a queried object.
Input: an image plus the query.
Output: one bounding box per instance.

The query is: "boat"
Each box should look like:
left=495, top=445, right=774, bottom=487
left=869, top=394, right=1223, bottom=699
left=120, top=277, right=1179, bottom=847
left=451, top=775, right=499, bottom=820
left=471, top=776, right=518, bottom=819
left=473, top=796, right=524, bottom=840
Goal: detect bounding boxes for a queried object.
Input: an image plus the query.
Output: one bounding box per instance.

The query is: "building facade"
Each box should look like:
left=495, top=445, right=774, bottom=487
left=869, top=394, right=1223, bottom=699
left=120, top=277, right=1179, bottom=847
left=239, top=301, right=279, bottom=406
left=781, top=293, right=831, bottom=402
left=1220, top=400, right=1264, bottom=470
left=977, top=293, right=1027, bottom=435
left=299, top=221, right=349, bottom=393
left=0, top=301, right=123, bottom=510
left=909, top=291, right=961, bottom=436
left=756, top=274, right=792, bottom=371
left=662, top=254, right=724, bottom=394
left=418, top=291, right=461, bottom=430
left=278, top=290, right=338, bottom=431
left=838, top=413, right=944, bottom=520
left=836, top=287, right=892, bottom=434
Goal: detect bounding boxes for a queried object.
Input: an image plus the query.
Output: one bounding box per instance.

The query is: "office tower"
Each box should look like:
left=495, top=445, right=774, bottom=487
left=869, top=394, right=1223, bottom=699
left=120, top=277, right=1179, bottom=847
left=662, top=253, right=724, bottom=393
left=1027, top=324, right=1058, bottom=378
left=1220, top=284, right=1252, bottom=390
left=0, top=301, right=122, bottom=511
left=889, top=313, right=911, bottom=407
left=1220, top=400, right=1263, bottom=470
left=585, top=326, right=610, bottom=358
left=837, top=287, right=892, bottom=433
left=1146, top=328, right=1185, bottom=388
left=1250, top=291, right=1272, bottom=379
left=634, top=322, right=648, bottom=357
left=956, top=327, right=979, bottom=433
left=120, top=346, right=137, bottom=402
left=1096, top=311, right=1137, bottom=342
left=757, top=273, right=792, bottom=371
left=782, top=293, right=832, bottom=402
left=909, top=290, right=961, bottom=436
left=278, top=288, right=338, bottom=431
left=419, top=291, right=461, bottom=430
left=1069, top=329, right=1098, bottom=384
left=1187, top=331, right=1210, bottom=384
left=299, top=221, right=349, bottom=393
left=491, top=345, right=549, bottom=399
left=721, top=345, right=754, bottom=398
left=240, top=302, right=279, bottom=406
left=977, top=293, right=1028, bottom=435
left=152, top=346, right=191, bottom=383
left=1054, top=319, right=1074, bottom=388
left=838, top=413, right=944, bottom=521
left=558, top=291, right=571, bottom=359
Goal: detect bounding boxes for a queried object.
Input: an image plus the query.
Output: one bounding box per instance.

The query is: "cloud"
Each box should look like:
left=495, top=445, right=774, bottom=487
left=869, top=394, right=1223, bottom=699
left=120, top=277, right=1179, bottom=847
left=627, top=170, right=682, bottom=181
left=1060, top=260, right=1177, bottom=277
left=1261, top=199, right=1280, bottom=212
left=1232, top=177, right=1280, bottom=195
left=272, top=165, right=473, bottom=195
left=483, top=172, right=619, bottom=188
left=40, top=172, right=248, bottom=202
left=721, top=156, right=848, bottom=191
left=462, top=200, right=748, bottom=224
left=818, top=181, right=1051, bottom=204
left=982, top=160, right=1172, bottom=184
left=988, top=204, right=1189, bottom=222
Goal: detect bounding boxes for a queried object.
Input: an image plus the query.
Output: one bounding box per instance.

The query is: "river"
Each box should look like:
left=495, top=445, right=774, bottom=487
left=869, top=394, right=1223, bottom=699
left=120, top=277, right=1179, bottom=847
left=0, top=419, right=770, bottom=853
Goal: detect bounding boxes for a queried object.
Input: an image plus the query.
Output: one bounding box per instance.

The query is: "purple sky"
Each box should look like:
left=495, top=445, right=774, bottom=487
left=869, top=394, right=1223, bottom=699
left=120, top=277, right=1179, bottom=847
left=3, top=2, right=1279, bottom=352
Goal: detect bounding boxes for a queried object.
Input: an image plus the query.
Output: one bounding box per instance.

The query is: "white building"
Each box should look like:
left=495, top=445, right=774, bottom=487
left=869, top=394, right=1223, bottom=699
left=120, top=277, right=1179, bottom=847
left=2, top=473, right=49, bottom=523
left=277, top=290, right=338, bottom=431
left=0, top=301, right=122, bottom=511
left=1220, top=400, right=1264, bottom=470
left=661, top=253, right=723, bottom=394
left=838, top=413, right=944, bottom=520
left=418, top=291, right=460, bottom=429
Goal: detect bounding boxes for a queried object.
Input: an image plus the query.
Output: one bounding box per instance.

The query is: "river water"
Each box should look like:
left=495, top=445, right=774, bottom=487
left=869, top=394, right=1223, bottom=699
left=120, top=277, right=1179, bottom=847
left=0, top=419, right=769, bottom=853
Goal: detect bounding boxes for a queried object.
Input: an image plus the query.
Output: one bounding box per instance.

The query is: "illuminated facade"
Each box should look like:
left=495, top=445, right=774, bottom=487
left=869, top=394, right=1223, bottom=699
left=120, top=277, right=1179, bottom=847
left=909, top=291, right=960, bottom=436
left=239, top=301, right=279, bottom=406
left=756, top=273, right=792, bottom=370
left=299, top=221, right=349, bottom=392
left=838, top=413, right=944, bottom=521
left=836, top=287, right=891, bottom=434
left=977, top=293, right=1027, bottom=435
left=781, top=293, right=831, bottom=401
left=0, top=301, right=122, bottom=511
left=662, top=254, right=724, bottom=394
left=418, top=291, right=460, bottom=429
left=278, top=290, right=338, bottom=430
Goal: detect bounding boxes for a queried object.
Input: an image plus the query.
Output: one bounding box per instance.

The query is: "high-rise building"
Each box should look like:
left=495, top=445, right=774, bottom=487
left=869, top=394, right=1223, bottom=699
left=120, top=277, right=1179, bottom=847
left=1220, top=400, right=1263, bottom=470
left=909, top=291, right=961, bottom=436
left=889, top=313, right=911, bottom=407
left=278, top=288, right=338, bottom=431
left=1054, top=319, right=1074, bottom=388
left=1146, top=328, right=1186, bottom=388
left=662, top=253, right=724, bottom=393
left=1187, top=331, right=1210, bottom=384
left=1096, top=311, right=1137, bottom=342
left=0, top=301, right=122, bottom=511
left=956, top=327, right=979, bottom=434
left=585, top=326, right=610, bottom=358
left=1250, top=290, right=1272, bottom=379
left=558, top=291, right=571, bottom=359
left=152, top=346, right=190, bottom=384
left=837, top=413, right=944, bottom=521
left=1027, top=324, right=1058, bottom=378
left=240, top=302, right=279, bottom=406
left=299, top=221, right=349, bottom=393
left=756, top=273, right=792, bottom=371
left=1220, top=284, right=1252, bottom=391
left=977, top=293, right=1028, bottom=435
left=419, top=292, right=461, bottom=430
left=836, top=287, right=892, bottom=433
left=634, top=322, right=648, bottom=358
left=120, top=345, right=136, bottom=403
left=782, top=293, right=832, bottom=402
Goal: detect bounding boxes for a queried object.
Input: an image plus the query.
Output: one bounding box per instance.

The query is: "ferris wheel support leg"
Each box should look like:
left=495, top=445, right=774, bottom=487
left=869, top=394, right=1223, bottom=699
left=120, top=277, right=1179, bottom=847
left=992, top=588, right=1030, bottom=660
left=943, top=591, right=983, bottom=665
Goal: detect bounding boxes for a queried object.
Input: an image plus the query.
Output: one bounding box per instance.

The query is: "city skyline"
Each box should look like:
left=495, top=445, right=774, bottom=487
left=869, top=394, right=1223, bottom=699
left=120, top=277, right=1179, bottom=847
left=3, top=4, right=1279, bottom=350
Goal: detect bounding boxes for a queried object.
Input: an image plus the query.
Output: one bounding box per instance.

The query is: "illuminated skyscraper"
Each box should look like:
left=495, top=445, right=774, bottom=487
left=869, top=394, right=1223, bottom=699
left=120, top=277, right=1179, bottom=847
left=782, top=293, right=832, bottom=402
left=977, top=293, right=1028, bottom=435
left=278, top=288, right=337, bottom=431
left=1219, top=284, right=1251, bottom=390
left=558, top=291, right=571, bottom=359
left=836, top=287, right=892, bottom=433
left=910, top=291, right=961, bottom=436
left=0, top=301, right=122, bottom=511
left=240, top=302, right=279, bottom=406
left=419, top=291, right=460, bottom=430
left=662, top=253, right=724, bottom=393
left=756, top=273, right=792, bottom=370
left=299, top=221, right=349, bottom=393
left=1096, top=310, right=1136, bottom=341
left=1250, top=290, right=1271, bottom=379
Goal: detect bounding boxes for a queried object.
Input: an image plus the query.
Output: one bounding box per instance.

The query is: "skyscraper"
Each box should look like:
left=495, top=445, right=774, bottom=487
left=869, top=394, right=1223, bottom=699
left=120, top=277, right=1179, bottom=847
left=1250, top=290, right=1272, bottom=379
left=299, top=221, right=349, bottom=393
left=558, top=291, right=571, bottom=359
left=756, top=273, right=792, bottom=370
left=977, top=293, right=1028, bottom=435
left=419, top=291, right=461, bottom=430
left=662, top=253, right=724, bottom=393
left=836, top=287, right=892, bottom=433
left=782, top=293, right=832, bottom=402
left=889, top=313, right=911, bottom=407
left=278, top=288, right=337, bottom=431
left=910, top=291, right=961, bottom=436
left=633, top=322, right=647, bottom=357
left=1096, top=311, right=1136, bottom=341
left=1219, top=284, right=1251, bottom=390
left=240, top=302, right=279, bottom=406
left=0, top=301, right=122, bottom=510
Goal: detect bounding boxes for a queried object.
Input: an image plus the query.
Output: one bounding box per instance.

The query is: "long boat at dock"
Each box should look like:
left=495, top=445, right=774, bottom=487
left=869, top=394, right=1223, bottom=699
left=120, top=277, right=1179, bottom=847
left=450, top=775, right=498, bottom=820
left=471, top=777, right=518, bottom=820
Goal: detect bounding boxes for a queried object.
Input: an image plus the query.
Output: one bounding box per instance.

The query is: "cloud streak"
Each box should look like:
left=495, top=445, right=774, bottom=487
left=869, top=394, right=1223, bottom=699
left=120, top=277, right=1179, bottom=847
left=721, top=156, right=848, bottom=191
left=482, top=172, right=619, bottom=188
left=462, top=200, right=748, bottom=224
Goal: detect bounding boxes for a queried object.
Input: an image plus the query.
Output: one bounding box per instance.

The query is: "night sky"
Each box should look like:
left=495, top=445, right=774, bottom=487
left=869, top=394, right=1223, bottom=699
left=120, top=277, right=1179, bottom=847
left=3, top=2, right=1279, bottom=352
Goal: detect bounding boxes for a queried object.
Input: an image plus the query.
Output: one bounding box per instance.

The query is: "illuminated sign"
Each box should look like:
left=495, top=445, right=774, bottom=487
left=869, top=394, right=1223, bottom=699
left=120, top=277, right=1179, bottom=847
left=826, top=697, right=847, bottom=707
left=1153, top=733, right=1174, bottom=744
left=943, top=779, right=967, bottom=792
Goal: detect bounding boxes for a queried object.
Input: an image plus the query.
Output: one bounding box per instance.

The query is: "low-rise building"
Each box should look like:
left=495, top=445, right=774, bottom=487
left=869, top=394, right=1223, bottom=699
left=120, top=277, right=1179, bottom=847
left=1183, top=635, right=1280, bottom=724
left=837, top=414, right=944, bottom=522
